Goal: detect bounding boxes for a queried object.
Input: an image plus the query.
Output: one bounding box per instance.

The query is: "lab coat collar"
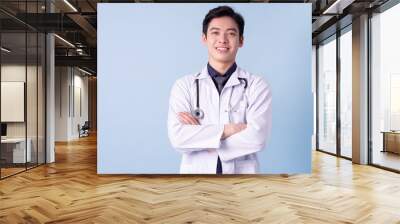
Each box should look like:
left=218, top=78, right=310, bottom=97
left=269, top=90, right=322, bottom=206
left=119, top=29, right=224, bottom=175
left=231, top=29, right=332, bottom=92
left=195, top=66, right=211, bottom=80
left=194, top=65, right=248, bottom=89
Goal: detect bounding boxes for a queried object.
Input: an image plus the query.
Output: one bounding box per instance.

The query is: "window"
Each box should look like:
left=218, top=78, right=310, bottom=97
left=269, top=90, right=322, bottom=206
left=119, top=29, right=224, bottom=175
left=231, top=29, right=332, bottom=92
left=318, top=36, right=337, bottom=154
left=371, top=3, right=400, bottom=171
left=339, top=27, right=352, bottom=158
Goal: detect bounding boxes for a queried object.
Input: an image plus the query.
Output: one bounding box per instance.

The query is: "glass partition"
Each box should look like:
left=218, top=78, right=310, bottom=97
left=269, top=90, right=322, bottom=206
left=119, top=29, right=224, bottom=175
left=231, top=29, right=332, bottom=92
left=38, top=32, right=45, bottom=165
left=0, top=1, right=46, bottom=179
left=317, top=35, right=337, bottom=155
left=27, top=30, right=38, bottom=169
left=1, top=31, right=28, bottom=177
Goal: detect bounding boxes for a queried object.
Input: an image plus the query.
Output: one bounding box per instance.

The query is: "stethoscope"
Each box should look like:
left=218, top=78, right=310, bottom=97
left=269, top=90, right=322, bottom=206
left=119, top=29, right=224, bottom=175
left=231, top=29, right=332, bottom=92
left=191, top=75, right=248, bottom=120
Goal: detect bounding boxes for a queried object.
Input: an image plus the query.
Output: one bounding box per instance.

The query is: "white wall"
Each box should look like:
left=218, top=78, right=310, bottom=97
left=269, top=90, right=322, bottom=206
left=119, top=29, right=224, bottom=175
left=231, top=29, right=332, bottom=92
left=55, top=67, right=89, bottom=141
left=55, top=66, right=69, bottom=141
left=72, top=73, right=89, bottom=138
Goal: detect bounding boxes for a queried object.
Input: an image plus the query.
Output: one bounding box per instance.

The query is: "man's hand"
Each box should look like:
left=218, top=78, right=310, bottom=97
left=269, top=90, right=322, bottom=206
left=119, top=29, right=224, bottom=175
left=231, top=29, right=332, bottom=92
left=221, top=123, right=247, bottom=140
left=178, top=112, right=246, bottom=139
left=178, top=112, right=200, bottom=125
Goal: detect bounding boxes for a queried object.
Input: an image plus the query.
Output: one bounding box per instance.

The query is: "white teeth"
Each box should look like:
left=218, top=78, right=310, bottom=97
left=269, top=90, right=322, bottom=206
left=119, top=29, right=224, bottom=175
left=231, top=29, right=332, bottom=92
left=217, top=47, right=228, bottom=51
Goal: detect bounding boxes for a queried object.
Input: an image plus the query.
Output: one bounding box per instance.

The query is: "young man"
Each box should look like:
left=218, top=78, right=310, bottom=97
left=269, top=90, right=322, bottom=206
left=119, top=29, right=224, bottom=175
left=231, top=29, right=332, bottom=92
left=168, top=6, right=272, bottom=174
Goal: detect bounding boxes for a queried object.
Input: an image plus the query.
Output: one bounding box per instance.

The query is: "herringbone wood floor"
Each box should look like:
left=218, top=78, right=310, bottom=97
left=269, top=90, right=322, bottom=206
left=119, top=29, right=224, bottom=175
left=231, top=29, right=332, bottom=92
left=1, top=134, right=400, bottom=223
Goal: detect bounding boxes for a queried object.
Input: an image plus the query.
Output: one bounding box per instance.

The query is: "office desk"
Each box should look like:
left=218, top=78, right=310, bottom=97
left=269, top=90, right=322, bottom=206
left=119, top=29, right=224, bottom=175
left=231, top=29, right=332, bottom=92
left=1, top=138, right=32, bottom=163
left=381, top=131, right=400, bottom=154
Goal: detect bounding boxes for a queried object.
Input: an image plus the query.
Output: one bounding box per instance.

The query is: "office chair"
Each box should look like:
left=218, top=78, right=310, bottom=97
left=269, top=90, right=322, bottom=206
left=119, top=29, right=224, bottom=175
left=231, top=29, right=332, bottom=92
left=79, top=121, right=90, bottom=138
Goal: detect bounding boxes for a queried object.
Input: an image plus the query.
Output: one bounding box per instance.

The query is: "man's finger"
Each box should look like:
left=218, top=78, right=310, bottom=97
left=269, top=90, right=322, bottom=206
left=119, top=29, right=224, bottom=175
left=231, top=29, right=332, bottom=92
left=178, top=116, right=191, bottom=125
left=183, top=114, right=199, bottom=125
left=239, top=123, right=247, bottom=130
left=178, top=113, right=199, bottom=125
left=180, top=112, right=199, bottom=125
left=178, top=113, right=195, bottom=125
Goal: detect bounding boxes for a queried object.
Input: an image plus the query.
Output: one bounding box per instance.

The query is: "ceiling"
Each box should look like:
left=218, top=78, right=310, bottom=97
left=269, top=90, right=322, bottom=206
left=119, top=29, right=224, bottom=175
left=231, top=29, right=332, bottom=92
left=0, top=0, right=392, bottom=75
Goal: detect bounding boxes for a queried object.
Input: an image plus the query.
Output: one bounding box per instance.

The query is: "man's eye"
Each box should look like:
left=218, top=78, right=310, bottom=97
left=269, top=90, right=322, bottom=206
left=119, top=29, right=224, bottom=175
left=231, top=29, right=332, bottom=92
left=229, top=33, right=236, bottom=36
left=211, top=32, right=219, bottom=35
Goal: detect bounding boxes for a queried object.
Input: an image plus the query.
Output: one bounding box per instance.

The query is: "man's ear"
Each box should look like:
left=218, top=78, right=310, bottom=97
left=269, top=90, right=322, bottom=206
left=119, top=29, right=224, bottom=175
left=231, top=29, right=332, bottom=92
left=239, top=36, right=244, bottom=47
left=201, top=33, right=207, bottom=44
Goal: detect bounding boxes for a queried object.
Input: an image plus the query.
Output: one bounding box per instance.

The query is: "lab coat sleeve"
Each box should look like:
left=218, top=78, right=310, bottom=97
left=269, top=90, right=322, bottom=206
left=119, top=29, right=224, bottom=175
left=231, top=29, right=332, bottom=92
left=167, top=79, right=224, bottom=152
left=217, top=77, right=272, bottom=162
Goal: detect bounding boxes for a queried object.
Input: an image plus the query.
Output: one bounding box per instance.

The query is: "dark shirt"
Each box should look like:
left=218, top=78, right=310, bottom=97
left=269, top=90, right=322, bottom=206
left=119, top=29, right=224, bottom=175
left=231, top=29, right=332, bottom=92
left=207, top=62, right=237, bottom=95
left=207, top=62, right=237, bottom=174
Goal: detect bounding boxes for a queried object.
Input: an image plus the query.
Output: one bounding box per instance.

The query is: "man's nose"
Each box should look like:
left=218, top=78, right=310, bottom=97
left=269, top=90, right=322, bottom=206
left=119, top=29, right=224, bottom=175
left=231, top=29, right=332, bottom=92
left=218, top=33, right=228, bottom=43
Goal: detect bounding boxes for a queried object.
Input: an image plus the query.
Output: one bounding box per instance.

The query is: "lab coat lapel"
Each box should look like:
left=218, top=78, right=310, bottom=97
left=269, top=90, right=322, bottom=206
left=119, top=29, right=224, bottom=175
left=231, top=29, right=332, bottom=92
left=195, top=66, right=209, bottom=80
left=195, top=65, right=220, bottom=97
left=224, top=66, right=250, bottom=90
left=194, top=66, right=220, bottom=123
left=223, top=68, right=241, bottom=90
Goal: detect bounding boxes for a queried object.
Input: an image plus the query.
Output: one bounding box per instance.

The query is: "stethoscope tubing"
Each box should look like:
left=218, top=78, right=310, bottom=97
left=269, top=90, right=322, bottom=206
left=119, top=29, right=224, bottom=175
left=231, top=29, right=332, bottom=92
left=192, top=76, right=248, bottom=120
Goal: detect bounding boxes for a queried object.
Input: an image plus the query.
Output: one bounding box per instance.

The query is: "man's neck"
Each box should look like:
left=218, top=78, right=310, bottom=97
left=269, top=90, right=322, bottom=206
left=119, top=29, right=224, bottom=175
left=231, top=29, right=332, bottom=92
left=208, top=60, right=235, bottom=75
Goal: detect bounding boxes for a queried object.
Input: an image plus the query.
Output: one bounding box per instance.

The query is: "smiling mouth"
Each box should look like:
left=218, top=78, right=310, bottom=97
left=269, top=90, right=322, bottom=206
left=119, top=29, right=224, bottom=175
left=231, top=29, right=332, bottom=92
left=216, top=47, right=229, bottom=52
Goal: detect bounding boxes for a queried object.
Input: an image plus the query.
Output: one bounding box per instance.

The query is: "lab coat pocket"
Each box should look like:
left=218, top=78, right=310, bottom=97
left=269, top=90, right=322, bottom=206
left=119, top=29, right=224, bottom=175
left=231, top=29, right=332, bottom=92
left=230, top=101, right=247, bottom=123
left=234, top=156, right=258, bottom=174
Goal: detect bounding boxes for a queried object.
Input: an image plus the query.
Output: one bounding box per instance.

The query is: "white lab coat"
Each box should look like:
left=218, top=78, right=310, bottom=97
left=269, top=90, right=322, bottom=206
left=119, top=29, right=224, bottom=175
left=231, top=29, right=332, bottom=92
left=168, top=65, right=272, bottom=174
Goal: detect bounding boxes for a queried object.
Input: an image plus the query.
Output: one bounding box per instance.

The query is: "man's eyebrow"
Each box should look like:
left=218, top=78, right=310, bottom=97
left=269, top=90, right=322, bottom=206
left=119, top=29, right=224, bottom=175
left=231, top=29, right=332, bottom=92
left=209, top=27, right=220, bottom=31
left=208, top=27, right=238, bottom=32
left=226, top=28, right=238, bottom=32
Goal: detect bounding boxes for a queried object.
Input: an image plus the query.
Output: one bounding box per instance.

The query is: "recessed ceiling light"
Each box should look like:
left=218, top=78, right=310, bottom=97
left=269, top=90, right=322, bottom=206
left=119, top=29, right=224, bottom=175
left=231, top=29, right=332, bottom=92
left=54, top=34, right=75, bottom=48
left=322, top=0, right=354, bottom=15
left=78, top=67, right=93, bottom=76
left=63, top=0, right=78, bottom=12
left=1, top=47, right=11, bottom=53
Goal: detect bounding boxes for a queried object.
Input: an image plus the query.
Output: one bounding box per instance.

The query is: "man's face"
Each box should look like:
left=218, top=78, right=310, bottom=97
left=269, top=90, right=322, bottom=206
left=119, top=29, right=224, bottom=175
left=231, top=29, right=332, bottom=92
left=202, top=16, right=243, bottom=65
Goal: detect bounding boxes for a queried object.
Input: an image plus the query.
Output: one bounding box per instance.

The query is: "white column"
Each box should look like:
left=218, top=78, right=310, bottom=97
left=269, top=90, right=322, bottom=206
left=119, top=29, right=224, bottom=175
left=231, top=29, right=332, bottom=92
left=46, top=1, right=55, bottom=163
left=46, top=33, right=55, bottom=163
left=352, top=14, right=369, bottom=164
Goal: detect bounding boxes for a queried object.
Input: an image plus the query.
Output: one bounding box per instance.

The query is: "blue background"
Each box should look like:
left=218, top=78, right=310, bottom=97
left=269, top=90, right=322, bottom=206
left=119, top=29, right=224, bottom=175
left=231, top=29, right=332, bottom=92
left=98, top=3, right=312, bottom=174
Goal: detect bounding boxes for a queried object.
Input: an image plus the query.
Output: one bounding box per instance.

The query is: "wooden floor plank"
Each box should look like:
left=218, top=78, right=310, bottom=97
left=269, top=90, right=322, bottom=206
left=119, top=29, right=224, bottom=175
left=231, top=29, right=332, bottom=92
left=0, top=134, right=400, bottom=223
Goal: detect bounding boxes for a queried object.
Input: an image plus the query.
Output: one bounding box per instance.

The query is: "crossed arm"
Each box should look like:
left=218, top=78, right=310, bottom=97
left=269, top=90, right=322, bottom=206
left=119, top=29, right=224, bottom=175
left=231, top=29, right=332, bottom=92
left=177, top=112, right=246, bottom=140
left=168, top=77, right=272, bottom=161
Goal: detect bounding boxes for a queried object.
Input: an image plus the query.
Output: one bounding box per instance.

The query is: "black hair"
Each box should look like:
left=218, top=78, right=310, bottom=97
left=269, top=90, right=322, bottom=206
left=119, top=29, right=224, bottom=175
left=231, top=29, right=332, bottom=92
left=202, top=6, right=245, bottom=38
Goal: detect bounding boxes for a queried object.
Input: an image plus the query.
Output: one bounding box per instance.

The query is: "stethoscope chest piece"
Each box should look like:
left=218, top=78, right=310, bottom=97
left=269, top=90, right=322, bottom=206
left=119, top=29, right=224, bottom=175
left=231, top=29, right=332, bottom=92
left=192, top=108, right=204, bottom=120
